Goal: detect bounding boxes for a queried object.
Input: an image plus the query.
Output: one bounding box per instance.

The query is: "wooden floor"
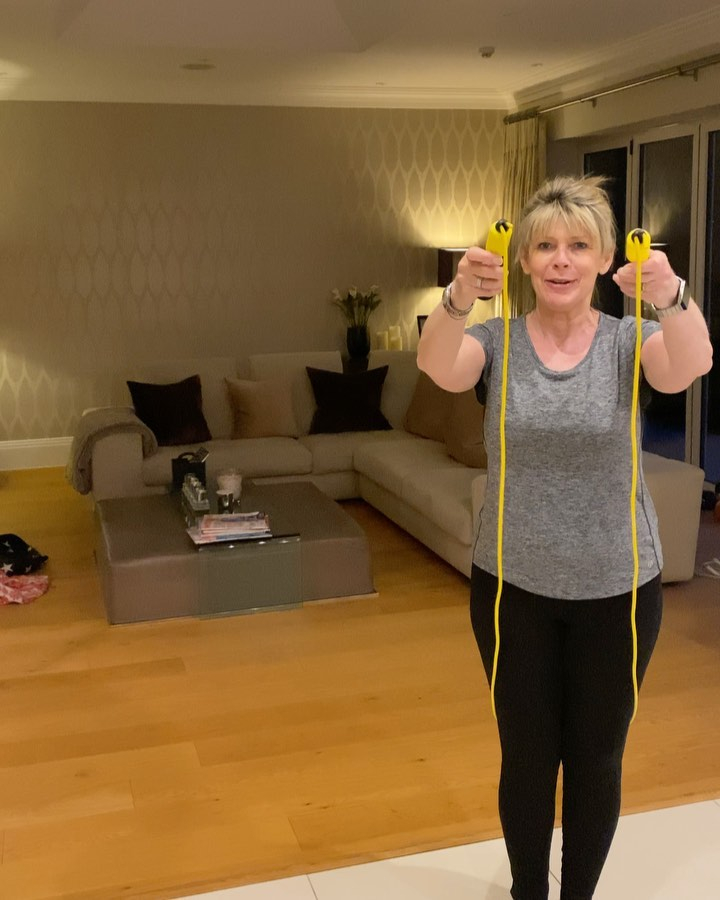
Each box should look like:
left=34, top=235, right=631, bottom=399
left=1, top=468, right=719, bottom=900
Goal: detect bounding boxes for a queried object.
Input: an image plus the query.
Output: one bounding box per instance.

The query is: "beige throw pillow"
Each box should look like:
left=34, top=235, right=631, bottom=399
left=403, top=371, right=452, bottom=442
left=445, top=389, right=487, bottom=468
left=225, top=377, right=299, bottom=438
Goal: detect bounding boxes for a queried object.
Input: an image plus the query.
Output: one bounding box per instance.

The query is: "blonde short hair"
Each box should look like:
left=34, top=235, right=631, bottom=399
left=514, top=175, right=617, bottom=263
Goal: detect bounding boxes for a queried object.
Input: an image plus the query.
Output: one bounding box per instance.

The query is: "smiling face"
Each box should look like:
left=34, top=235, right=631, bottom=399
left=520, top=217, right=614, bottom=313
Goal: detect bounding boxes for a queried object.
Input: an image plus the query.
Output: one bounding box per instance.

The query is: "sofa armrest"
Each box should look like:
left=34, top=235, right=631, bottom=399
left=470, top=472, right=488, bottom=529
left=68, top=405, right=160, bottom=498
left=643, top=451, right=704, bottom=582
left=91, top=431, right=162, bottom=501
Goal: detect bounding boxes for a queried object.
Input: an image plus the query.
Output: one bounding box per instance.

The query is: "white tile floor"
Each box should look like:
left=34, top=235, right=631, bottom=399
left=179, top=800, right=720, bottom=900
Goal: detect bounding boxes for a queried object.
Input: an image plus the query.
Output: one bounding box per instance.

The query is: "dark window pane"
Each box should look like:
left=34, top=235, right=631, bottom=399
left=702, top=132, right=720, bottom=483
left=639, top=136, right=693, bottom=461
left=584, top=147, right=627, bottom=318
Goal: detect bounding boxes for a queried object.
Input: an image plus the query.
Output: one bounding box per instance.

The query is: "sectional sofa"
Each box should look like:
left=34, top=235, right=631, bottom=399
left=73, top=349, right=706, bottom=582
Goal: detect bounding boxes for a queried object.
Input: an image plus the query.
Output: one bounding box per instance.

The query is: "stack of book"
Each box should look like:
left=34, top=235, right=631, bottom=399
left=187, top=511, right=272, bottom=545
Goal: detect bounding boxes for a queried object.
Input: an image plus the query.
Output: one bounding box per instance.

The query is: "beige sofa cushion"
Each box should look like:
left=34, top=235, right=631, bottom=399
left=300, top=429, right=414, bottom=475
left=445, top=389, right=487, bottom=469
left=355, top=434, right=483, bottom=545
left=368, top=349, right=422, bottom=429
left=249, top=351, right=343, bottom=436
left=354, top=435, right=463, bottom=497
left=403, top=371, right=450, bottom=442
left=141, top=437, right=312, bottom=486
left=402, top=367, right=487, bottom=469
left=225, top=377, right=299, bottom=438
left=402, top=467, right=484, bottom=546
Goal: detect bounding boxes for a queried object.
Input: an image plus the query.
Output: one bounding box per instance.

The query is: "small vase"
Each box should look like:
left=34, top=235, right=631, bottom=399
left=346, top=325, right=370, bottom=359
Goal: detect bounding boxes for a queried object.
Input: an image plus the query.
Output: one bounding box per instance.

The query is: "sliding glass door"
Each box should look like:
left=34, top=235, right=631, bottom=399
left=582, top=126, right=706, bottom=468
left=699, top=127, right=720, bottom=484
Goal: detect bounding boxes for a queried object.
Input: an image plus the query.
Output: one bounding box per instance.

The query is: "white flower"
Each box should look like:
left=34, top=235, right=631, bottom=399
left=330, top=284, right=382, bottom=327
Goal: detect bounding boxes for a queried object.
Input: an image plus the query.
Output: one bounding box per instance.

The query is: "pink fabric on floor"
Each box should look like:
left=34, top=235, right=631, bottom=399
left=0, top=573, right=49, bottom=605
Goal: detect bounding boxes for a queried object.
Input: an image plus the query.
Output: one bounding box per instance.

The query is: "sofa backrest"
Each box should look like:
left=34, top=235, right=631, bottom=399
left=249, top=350, right=343, bottom=435
left=127, top=357, right=236, bottom=439
left=368, top=349, right=420, bottom=430
left=125, top=350, right=420, bottom=440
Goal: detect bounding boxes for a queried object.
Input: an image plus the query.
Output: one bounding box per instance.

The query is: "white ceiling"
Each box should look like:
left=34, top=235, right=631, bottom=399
left=1, top=0, right=719, bottom=110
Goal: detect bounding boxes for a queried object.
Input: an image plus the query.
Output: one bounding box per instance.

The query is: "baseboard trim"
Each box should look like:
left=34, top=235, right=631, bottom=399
left=0, top=438, right=73, bottom=470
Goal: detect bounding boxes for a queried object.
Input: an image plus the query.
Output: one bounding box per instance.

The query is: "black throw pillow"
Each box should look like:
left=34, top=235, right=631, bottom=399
left=306, top=365, right=392, bottom=434
left=127, top=374, right=212, bottom=446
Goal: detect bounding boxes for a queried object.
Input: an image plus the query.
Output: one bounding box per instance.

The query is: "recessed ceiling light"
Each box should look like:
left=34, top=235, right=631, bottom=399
left=181, top=61, right=216, bottom=71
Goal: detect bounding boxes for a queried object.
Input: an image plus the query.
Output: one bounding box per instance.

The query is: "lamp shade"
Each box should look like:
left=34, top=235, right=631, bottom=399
left=437, top=248, right=467, bottom=287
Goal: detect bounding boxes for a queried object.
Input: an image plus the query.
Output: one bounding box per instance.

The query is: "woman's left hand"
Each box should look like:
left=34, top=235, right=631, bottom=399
left=613, top=249, right=713, bottom=393
left=612, top=250, right=679, bottom=307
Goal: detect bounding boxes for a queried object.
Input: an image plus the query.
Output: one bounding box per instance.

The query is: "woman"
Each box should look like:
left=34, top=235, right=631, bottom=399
left=417, top=175, right=713, bottom=900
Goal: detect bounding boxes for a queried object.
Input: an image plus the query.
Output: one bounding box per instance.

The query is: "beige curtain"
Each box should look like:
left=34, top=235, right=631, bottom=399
left=502, top=116, right=543, bottom=316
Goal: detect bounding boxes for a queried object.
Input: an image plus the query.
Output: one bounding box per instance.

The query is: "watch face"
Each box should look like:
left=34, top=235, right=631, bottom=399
left=679, top=280, right=690, bottom=309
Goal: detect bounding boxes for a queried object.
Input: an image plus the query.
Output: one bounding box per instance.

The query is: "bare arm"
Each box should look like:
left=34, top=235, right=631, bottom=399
left=416, top=304, right=487, bottom=391
left=613, top=251, right=713, bottom=393
left=639, top=299, right=713, bottom=393
left=417, top=246, right=502, bottom=392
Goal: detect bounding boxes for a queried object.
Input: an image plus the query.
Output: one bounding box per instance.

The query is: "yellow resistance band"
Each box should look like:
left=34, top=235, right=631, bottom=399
left=485, top=222, right=648, bottom=724
left=626, top=227, right=651, bottom=724
left=485, top=219, right=513, bottom=722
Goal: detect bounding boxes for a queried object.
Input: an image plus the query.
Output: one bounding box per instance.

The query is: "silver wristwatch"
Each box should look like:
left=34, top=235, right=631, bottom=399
left=653, top=277, right=690, bottom=319
left=441, top=283, right=474, bottom=320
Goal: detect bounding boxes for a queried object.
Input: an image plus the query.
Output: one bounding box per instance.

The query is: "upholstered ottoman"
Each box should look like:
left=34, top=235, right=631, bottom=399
left=643, top=451, right=705, bottom=582
left=94, top=481, right=375, bottom=624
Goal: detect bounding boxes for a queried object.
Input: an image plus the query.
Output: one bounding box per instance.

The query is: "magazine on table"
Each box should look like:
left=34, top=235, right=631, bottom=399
left=187, top=511, right=272, bottom=545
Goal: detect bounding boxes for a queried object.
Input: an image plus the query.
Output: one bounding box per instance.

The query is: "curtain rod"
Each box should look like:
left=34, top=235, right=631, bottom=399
left=504, top=51, right=720, bottom=124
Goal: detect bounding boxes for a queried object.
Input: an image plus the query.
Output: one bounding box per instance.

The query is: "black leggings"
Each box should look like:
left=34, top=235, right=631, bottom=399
left=470, top=566, right=663, bottom=900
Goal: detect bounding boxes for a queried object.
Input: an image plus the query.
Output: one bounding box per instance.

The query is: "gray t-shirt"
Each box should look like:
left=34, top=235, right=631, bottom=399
left=467, top=313, right=663, bottom=599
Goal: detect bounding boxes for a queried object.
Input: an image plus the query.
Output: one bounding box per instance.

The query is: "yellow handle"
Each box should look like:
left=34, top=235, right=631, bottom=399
left=486, top=219, right=514, bottom=258
left=626, top=228, right=651, bottom=263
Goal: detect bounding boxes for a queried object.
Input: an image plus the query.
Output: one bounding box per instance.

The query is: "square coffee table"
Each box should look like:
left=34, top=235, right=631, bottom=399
left=94, top=480, right=375, bottom=624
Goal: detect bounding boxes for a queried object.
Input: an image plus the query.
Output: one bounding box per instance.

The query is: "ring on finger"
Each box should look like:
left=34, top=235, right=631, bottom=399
left=475, top=275, right=484, bottom=291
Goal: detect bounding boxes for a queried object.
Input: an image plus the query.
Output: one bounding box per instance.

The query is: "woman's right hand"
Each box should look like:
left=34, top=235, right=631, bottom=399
left=451, top=247, right=504, bottom=310
left=417, top=246, right=494, bottom=391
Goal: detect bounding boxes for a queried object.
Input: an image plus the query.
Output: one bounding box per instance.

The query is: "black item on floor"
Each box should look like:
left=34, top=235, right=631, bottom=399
left=701, top=490, right=717, bottom=511
left=0, top=534, right=48, bottom=575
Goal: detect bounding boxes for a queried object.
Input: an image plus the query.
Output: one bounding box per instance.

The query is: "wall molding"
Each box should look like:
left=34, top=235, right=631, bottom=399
left=0, top=438, right=73, bottom=471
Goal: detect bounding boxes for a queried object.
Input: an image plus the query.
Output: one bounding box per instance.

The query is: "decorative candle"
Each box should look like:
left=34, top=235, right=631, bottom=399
left=376, top=330, right=389, bottom=350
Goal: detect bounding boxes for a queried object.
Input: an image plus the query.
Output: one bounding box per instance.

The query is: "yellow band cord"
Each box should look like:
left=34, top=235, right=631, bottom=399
left=628, top=230, right=650, bottom=724
left=488, top=224, right=646, bottom=724
left=488, top=223, right=512, bottom=721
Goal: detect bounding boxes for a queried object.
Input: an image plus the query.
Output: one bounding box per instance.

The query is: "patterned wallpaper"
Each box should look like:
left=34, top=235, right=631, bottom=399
left=0, top=102, right=504, bottom=441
